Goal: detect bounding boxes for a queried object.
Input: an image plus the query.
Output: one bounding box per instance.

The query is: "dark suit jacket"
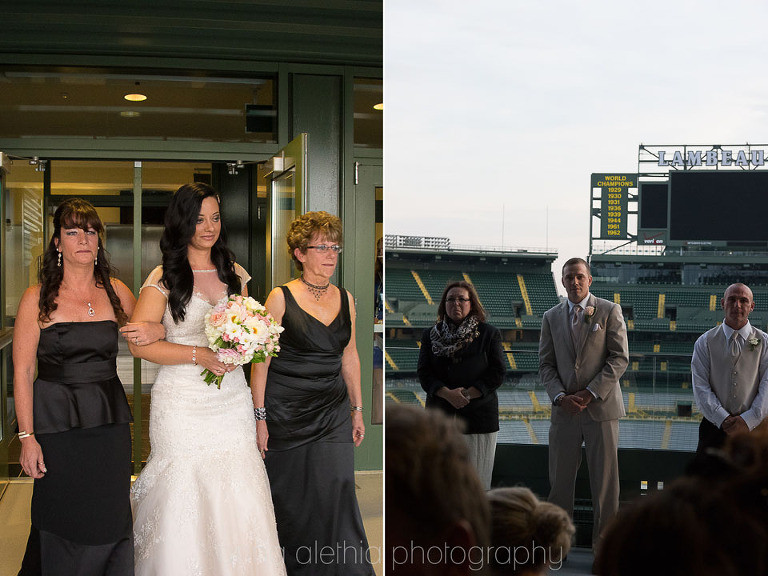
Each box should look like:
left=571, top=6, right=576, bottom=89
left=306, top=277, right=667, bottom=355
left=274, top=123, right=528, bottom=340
left=539, top=294, right=628, bottom=421
left=418, top=321, right=505, bottom=434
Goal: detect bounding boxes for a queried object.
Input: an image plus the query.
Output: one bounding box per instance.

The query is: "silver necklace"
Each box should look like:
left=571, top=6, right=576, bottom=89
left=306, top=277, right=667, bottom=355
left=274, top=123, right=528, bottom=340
left=300, top=275, right=330, bottom=301
left=63, top=283, right=95, bottom=316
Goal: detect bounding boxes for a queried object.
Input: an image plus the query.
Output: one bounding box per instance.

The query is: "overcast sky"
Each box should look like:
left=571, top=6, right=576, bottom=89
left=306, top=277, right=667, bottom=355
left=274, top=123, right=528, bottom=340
left=385, top=0, right=768, bottom=286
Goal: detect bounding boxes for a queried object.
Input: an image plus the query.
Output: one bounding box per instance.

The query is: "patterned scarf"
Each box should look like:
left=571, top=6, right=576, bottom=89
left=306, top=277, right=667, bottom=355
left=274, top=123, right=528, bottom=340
left=430, top=315, right=480, bottom=358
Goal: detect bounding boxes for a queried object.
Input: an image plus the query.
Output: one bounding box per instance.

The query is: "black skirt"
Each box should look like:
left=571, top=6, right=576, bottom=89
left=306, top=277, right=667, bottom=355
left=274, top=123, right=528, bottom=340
left=19, top=424, right=133, bottom=576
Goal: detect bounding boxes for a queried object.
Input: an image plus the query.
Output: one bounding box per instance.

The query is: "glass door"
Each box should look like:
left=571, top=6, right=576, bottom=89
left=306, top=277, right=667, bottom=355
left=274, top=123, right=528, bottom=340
left=42, top=161, right=210, bottom=473
left=266, top=134, right=307, bottom=292
left=1, top=156, right=46, bottom=492
left=345, top=160, right=383, bottom=470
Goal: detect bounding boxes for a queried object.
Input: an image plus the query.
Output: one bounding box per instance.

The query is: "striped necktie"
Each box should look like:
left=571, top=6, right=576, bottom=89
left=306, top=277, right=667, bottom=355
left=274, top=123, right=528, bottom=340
left=571, top=305, right=582, bottom=342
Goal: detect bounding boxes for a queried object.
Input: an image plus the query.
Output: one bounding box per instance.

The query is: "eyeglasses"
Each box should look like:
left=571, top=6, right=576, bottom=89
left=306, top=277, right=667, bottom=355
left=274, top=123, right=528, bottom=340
left=446, top=297, right=471, bottom=304
left=306, top=244, right=343, bottom=254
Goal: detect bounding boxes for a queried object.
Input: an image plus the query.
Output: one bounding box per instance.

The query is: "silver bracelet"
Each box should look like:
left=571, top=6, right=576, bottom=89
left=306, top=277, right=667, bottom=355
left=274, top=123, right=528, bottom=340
left=350, top=405, right=363, bottom=412
left=18, top=431, right=35, bottom=440
left=254, top=407, right=267, bottom=421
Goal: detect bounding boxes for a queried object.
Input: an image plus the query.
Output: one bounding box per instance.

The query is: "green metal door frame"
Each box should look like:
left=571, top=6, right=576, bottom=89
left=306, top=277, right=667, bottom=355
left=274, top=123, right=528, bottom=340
left=0, top=167, right=9, bottom=494
left=132, top=163, right=143, bottom=473
left=341, top=66, right=383, bottom=470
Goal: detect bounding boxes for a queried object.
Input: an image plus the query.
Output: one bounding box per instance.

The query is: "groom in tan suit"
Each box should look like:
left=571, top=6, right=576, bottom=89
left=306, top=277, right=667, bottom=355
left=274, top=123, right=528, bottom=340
left=539, top=257, right=628, bottom=549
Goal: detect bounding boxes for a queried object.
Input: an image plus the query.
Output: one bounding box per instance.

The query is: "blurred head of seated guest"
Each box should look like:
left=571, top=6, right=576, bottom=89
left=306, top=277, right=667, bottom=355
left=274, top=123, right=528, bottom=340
left=486, top=487, right=573, bottom=576
left=386, top=404, right=490, bottom=576
left=687, top=422, right=768, bottom=481
left=594, top=470, right=768, bottom=576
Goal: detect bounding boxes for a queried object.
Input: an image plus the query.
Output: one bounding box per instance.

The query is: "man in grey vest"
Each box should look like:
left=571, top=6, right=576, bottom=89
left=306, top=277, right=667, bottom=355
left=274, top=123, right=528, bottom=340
left=691, top=283, right=768, bottom=456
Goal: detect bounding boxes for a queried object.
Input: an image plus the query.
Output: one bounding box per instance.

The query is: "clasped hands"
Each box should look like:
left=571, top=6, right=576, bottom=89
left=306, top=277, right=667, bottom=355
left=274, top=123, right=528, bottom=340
left=560, top=390, right=594, bottom=414
left=439, top=386, right=479, bottom=409
left=722, top=414, right=749, bottom=435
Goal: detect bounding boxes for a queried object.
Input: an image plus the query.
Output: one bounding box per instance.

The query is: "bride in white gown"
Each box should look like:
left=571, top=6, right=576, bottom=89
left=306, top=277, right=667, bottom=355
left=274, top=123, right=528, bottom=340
left=127, top=183, right=286, bottom=576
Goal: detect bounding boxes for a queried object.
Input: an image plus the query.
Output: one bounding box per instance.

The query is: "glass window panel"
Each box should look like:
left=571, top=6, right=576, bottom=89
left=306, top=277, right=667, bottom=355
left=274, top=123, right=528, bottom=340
left=354, top=78, right=382, bottom=149
left=270, top=169, right=297, bottom=287
left=3, top=159, right=44, bottom=326
left=372, top=185, right=383, bottom=424
left=0, top=68, right=276, bottom=144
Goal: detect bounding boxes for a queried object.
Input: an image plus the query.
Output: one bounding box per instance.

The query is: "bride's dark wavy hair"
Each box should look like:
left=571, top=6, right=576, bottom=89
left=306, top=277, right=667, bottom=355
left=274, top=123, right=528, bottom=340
left=160, top=182, right=239, bottom=323
left=39, top=198, right=127, bottom=325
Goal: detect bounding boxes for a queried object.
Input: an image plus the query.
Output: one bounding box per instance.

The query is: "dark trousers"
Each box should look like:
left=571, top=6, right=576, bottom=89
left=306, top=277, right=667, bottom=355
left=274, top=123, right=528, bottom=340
left=696, top=417, right=727, bottom=457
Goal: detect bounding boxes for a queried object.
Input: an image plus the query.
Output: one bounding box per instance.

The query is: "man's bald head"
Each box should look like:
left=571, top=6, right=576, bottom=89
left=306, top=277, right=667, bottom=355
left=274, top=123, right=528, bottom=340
left=722, top=283, right=755, bottom=330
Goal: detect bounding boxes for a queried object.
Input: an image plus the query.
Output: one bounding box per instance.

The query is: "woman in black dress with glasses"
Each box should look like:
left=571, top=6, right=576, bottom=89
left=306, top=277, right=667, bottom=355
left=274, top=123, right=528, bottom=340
left=251, top=211, right=374, bottom=575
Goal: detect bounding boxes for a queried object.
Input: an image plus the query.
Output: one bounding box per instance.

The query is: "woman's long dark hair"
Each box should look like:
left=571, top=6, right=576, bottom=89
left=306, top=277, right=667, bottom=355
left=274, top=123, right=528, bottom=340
left=160, top=182, right=239, bottom=323
left=39, top=198, right=127, bottom=325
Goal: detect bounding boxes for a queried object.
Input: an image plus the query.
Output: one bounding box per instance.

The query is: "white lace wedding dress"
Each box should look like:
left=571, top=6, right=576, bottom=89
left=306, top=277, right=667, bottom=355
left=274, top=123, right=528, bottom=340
left=131, top=265, right=286, bottom=576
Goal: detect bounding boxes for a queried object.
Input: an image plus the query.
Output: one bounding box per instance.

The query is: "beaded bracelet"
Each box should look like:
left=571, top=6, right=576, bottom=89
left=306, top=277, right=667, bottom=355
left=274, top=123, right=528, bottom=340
left=254, top=407, right=267, bottom=421
left=192, top=345, right=197, bottom=366
left=350, top=406, right=363, bottom=412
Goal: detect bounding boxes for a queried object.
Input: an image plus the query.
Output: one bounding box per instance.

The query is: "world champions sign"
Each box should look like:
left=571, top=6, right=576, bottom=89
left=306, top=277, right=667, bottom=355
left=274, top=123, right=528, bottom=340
left=592, top=173, right=637, bottom=239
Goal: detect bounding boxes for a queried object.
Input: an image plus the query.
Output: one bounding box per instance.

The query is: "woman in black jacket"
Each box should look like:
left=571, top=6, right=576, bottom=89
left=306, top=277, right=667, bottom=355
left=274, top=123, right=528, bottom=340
left=418, top=280, right=506, bottom=489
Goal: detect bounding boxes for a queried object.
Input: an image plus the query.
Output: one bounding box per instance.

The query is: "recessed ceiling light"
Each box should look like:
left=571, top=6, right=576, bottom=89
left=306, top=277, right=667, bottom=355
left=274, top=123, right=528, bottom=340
left=120, top=111, right=141, bottom=118
left=373, top=103, right=383, bottom=111
left=124, top=93, right=147, bottom=102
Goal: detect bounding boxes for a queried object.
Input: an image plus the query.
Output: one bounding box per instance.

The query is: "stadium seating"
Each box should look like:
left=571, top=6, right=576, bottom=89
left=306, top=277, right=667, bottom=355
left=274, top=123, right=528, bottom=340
left=384, top=248, right=723, bottom=455
left=385, top=341, right=420, bottom=372
left=522, top=273, right=560, bottom=315
left=469, top=271, right=523, bottom=317
left=385, top=268, right=425, bottom=305
left=415, top=269, right=464, bottom=302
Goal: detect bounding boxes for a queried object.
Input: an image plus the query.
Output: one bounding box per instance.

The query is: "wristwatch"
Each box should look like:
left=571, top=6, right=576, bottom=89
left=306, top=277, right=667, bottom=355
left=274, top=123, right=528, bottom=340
left=554, top=395, right=564, bottom=407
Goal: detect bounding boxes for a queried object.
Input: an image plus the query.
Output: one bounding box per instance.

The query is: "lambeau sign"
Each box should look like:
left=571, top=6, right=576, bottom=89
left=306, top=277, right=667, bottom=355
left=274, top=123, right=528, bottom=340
left=657, top=149, right=766, bottom=168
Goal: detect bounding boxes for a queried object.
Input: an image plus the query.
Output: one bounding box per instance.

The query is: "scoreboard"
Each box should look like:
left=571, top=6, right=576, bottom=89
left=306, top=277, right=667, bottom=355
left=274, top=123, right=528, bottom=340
left=637, top=171, right=768, bottom=247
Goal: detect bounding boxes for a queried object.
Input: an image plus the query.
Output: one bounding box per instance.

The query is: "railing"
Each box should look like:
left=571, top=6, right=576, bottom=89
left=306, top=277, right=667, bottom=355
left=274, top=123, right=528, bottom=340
left=0, top=329, right=12, bottom=353
left=389, top=242, right=556, bottom=256
left=593, top=242, right=768, bottom=259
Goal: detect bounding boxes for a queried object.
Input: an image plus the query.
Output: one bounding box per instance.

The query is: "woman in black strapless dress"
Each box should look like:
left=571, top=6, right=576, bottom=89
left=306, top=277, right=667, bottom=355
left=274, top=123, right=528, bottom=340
left=14, top=198, right=163, bottom=576
left=251, top=211, right=374, bottom=576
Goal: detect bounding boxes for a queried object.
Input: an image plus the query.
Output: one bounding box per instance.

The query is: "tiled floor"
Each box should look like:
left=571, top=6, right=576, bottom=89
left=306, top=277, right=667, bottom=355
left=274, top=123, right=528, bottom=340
left=0, top=471, right=383, bottom=576
left=0, top=479, right=33, bottom=576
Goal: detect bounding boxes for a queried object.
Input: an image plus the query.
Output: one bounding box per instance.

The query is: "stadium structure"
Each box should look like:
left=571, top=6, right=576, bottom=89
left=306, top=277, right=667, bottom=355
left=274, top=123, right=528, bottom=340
left=384, top=144, right=768, bottom=541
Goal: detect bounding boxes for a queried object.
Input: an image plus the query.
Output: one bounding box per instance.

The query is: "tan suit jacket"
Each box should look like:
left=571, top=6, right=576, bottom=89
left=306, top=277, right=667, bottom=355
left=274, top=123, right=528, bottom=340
left=539, top=294, right=628, bottom=421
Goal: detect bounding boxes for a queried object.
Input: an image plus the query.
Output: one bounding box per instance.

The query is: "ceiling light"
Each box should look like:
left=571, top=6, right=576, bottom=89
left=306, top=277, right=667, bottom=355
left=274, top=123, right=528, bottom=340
left=125, top=81, right=146, bottom=102
left=373, top=103, right=383, bottom=111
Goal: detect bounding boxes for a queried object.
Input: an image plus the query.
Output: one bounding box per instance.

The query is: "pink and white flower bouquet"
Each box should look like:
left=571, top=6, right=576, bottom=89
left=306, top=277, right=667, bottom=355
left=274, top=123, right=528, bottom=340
left=202, top=294, right=284, bottom=388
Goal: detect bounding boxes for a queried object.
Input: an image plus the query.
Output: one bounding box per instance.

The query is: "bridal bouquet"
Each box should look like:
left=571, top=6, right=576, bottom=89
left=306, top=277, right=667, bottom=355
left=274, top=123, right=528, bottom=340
left=202, top=294, right=284, bottom=389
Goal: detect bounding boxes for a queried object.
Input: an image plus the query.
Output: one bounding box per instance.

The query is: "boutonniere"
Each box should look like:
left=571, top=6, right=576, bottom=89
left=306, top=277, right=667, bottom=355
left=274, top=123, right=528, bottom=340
left=748, top=337, right=761, bottom=351
left=584, top=306, right=596, bottom=323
